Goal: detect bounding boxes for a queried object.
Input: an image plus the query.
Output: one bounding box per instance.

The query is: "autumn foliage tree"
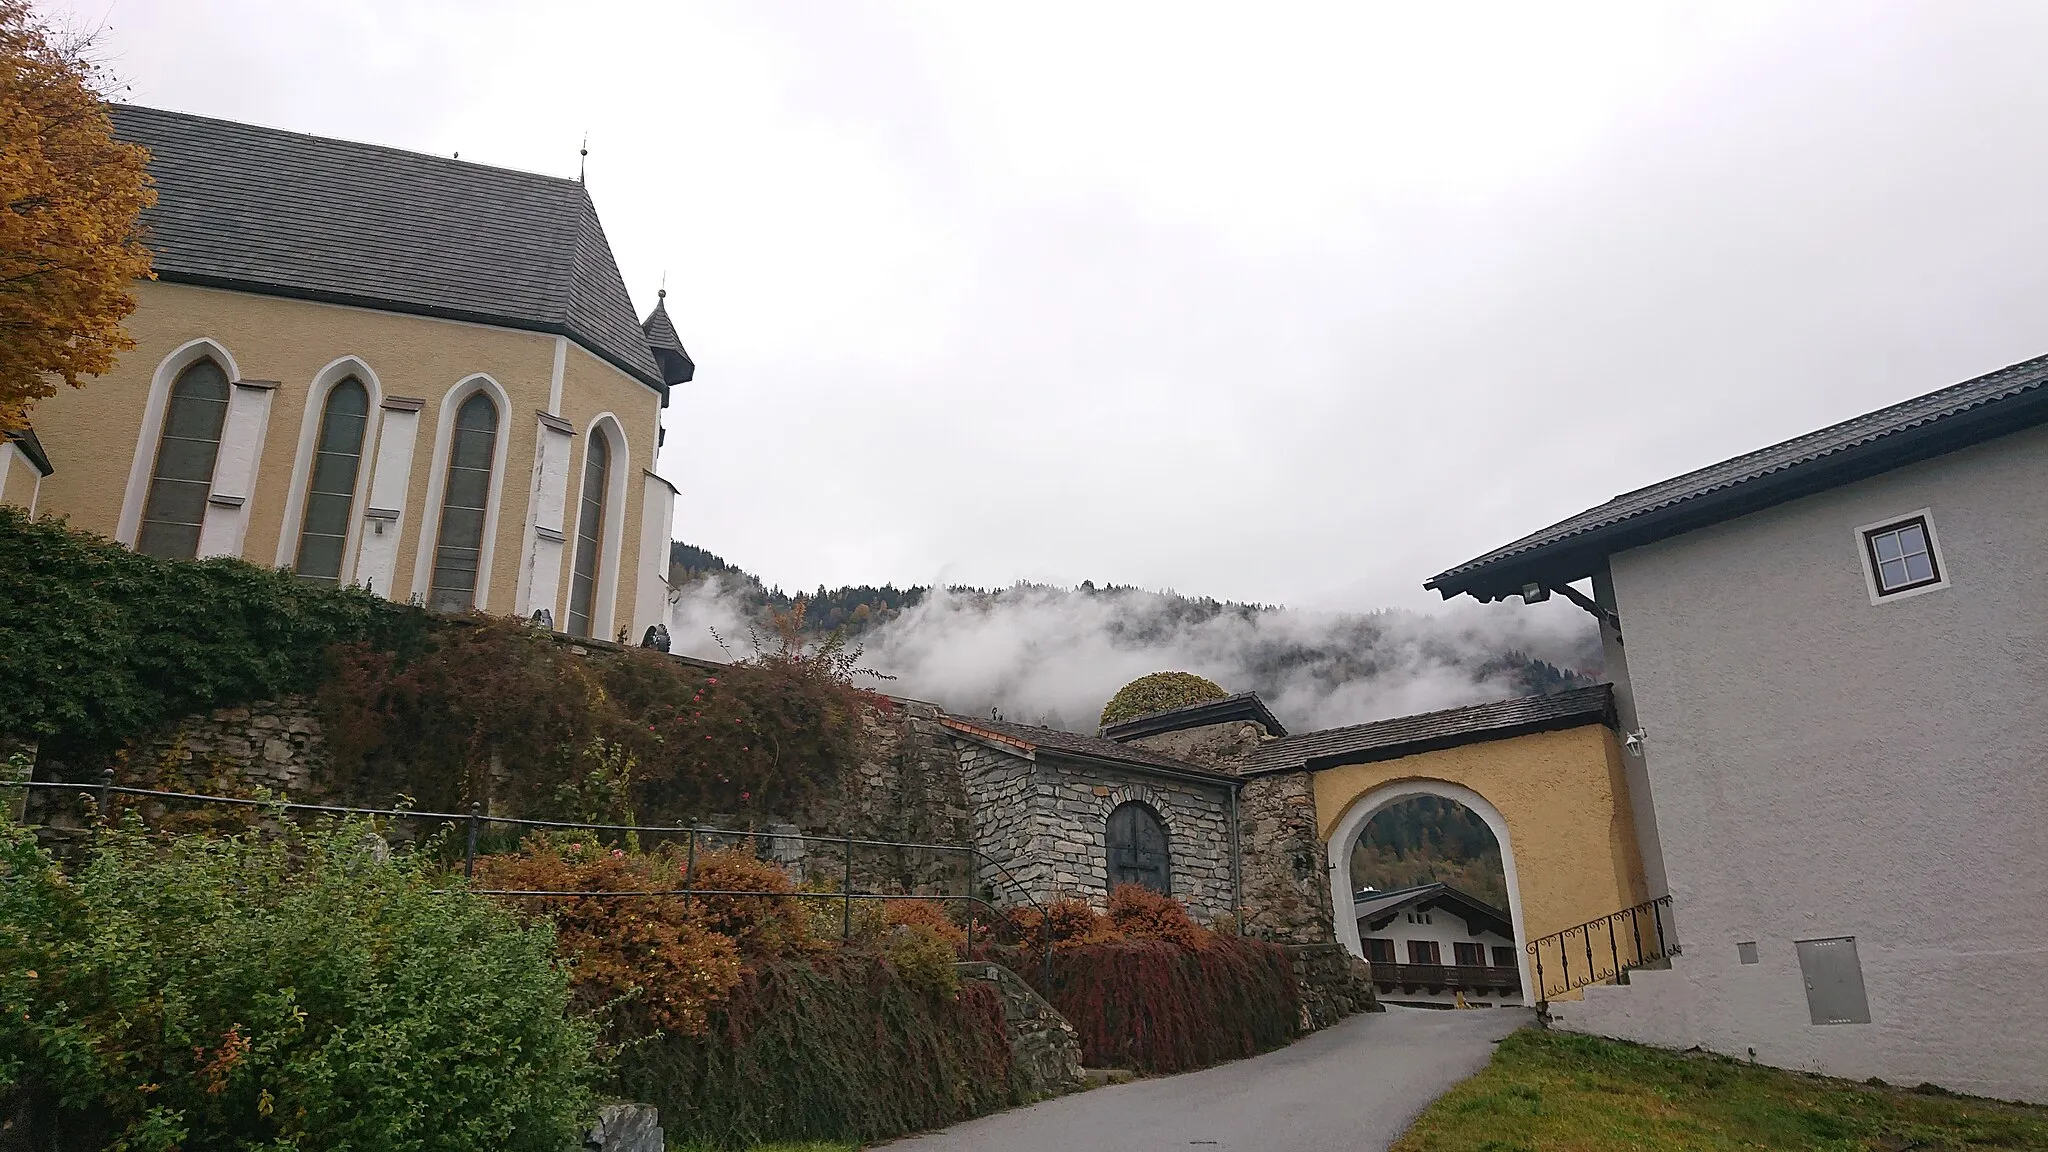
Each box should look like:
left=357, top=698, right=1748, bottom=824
left=0, top=0, right=154, bottom=433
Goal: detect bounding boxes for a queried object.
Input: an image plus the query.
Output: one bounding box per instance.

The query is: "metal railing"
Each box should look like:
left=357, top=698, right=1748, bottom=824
left=9, top=770, right=1056, bottom=982
left=1524, top=894, right=1677, bottom=1003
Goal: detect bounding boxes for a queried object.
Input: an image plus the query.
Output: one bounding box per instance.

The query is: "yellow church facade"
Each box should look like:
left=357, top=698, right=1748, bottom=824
left=2, top=105, right=693, bottom=642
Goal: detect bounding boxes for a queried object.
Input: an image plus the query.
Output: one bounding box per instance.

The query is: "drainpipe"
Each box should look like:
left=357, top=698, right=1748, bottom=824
left=1228, top=785, right=1242, bottom=934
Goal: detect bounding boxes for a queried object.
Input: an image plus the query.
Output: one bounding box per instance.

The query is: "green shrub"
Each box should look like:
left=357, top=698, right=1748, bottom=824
left=617, top=953, right=1011, bottom=1149
left=0, top=814, right=598, bottom=1151
left=1098, top=671, right=1228, bottom=728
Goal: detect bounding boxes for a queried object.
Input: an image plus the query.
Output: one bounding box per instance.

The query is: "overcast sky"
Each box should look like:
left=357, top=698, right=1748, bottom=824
left=61, top=1, right=2048, bottom=610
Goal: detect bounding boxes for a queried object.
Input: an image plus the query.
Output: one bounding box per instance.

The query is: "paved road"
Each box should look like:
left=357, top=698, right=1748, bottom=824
left=884, top=1006, right=1531, bottom=1152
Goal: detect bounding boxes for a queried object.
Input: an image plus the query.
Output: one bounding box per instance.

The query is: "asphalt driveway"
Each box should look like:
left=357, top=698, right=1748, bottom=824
left=883, top=1005, right=1531, bottom=1152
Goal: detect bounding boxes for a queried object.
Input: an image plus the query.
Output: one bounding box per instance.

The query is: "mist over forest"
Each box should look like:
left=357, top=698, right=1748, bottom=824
left=664, top=543, right=1603, bottom=735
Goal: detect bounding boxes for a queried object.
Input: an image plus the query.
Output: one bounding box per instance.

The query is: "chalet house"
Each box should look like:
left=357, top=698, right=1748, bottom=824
left=1426, top=353, right=2048, bottom=1102
left=1356, top=882, right=1521, bottom=1008
left=1, top=106, right=693, bottom=642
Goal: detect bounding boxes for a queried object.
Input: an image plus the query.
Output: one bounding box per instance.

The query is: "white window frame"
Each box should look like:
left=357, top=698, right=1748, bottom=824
left=1854, top=508, right=1950, bottom=605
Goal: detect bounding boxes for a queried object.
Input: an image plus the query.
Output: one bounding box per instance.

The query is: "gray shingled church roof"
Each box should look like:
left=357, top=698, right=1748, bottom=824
left=110, top=104, right=672, bottom=394
left=1425, top=352, right=2048, bottom=601
left=1242, top=684, right=1614, bottom=775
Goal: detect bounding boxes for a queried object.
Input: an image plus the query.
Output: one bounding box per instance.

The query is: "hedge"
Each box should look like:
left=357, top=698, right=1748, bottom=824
left=615, top=953, right=1014, bottom=1148
left=1023, top=937, right=1298, bottom=1073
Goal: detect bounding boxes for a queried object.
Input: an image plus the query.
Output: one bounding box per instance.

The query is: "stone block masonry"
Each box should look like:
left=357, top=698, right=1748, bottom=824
left=957, top=961, right=1085, bottom=1099
left=954, top=735, right=1235, bottom=919
left=1235, top=770, right=1335, bottom=945
left=1038, top=761, right=1233, bottom=919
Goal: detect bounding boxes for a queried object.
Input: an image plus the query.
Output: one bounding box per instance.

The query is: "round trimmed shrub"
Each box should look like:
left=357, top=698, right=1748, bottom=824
left=1099, top=672, right=1228, bottom=728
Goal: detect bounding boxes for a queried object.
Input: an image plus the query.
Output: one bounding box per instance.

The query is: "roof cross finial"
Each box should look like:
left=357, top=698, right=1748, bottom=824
left=579, top=132, right=588, bottom=184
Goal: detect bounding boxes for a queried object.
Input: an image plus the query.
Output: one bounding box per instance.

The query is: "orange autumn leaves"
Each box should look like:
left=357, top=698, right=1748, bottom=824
left=0, top=0, right=155, bottom=433
left=475, top=839, right=971, bottom=1038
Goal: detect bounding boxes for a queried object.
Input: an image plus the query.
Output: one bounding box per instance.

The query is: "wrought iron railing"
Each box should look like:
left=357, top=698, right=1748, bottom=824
left=1524, top=894, right=1677, bottom=1002
left=8, top=771, right=1057, bottom=982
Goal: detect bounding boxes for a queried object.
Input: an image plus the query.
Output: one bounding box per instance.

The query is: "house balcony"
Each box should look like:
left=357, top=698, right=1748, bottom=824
left=1370, top=962, right=1522, bottom=996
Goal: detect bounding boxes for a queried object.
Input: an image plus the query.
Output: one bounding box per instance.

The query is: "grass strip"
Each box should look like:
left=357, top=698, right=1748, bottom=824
left=1395, top=1027, right=2048, bottom=1151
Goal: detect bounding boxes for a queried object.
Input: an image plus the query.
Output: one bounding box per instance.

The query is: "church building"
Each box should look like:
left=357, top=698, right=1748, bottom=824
left=3, top=105, right=693, bottom=641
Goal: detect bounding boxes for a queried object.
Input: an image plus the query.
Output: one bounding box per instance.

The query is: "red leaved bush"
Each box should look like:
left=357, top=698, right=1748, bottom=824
left=1105, top=883, right=1211, bottom=948
left=884, top=897, right=967, bottom=945
left=1027, top=937, right=1298, bottom=1072
left=673, top=846, right=819, bottom=957
left=1002, top=886, right=1297, bottom=1072
left=474, top=841, right=743, bottom=1036
left=1004, top=896, right=1110, bottom=949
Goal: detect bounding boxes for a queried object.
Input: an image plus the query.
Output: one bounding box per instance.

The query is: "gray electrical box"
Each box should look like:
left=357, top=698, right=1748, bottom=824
left=1736, top=941, right=1759, bottom=965
left=1795, top=936, right=1871, bottom=1025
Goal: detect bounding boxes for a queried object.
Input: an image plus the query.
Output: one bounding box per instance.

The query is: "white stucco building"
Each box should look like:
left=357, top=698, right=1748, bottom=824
left=1426, top=353, right=2048, bottom=1103
left=1355, top=883, right=1521, bottom=1008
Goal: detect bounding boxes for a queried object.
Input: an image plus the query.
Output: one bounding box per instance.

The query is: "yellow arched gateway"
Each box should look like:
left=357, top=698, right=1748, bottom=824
left=1236, top=685, right=1652, bottom=1006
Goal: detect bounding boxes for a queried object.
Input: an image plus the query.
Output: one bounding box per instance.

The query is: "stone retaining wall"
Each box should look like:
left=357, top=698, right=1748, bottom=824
left=1287, top=942, right=1381, bottom=1030
left=956, top=961, right=1084, bottom=1099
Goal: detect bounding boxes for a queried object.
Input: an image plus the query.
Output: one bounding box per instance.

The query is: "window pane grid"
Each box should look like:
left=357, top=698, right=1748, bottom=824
left=138, top=360, right=230, bottom=560
left=1864, top=517, right=1941, bottom=596
left=428, top=393, right=498, bottom=613
left=294, top=379, right=369, bottom=584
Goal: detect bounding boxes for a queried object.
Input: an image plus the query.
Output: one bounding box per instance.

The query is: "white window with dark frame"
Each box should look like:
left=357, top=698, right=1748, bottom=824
left=1855, top=509, right=1949, bottom=603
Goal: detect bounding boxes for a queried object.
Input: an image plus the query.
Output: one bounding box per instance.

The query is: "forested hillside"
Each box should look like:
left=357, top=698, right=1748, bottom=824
left=1351, top=796, right=1510, bottom=912
left=667, top=541, right=1597, bottom=729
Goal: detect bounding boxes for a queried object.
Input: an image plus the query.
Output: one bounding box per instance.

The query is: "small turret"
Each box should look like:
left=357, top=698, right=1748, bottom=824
left=641, top=288, right=695, bottom=395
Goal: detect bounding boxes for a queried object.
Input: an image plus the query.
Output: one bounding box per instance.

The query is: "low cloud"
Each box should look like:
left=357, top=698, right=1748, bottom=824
left=670, top=578, right=1602, bottom=735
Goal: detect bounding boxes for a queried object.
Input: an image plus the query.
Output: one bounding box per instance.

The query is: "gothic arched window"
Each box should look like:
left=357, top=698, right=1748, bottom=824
left=427, top=391, right=498, bottom=613
left=137, top=358, right=231, bottom=560
left=1107, top=801, right=1171, bottom=894
left=293, top=377, right=369, bottom=584
left=566, top=432, right=610, bottom=637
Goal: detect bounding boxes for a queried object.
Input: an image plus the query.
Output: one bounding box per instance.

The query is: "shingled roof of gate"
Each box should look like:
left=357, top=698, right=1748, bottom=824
left=940, top=716, right=1237, bottom=784
left=1241, top=684, right=1615, bottom=776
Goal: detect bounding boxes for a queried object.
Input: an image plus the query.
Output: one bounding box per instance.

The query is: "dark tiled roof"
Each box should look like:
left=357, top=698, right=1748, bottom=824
left=1100, top=691, right=1289, bottom=741
left=110, top=104, right=668, bottom=394
left=941, top=716, right=1237, bottom=785
left=1426, top=353, right=2048, bottom=601
left=641, top=294, right=695, bottom=387
left=1243, top=685, right=1614, bottom=775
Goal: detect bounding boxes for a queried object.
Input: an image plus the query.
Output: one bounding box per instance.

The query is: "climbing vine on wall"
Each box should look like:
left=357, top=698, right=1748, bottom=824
left=0, top=509, right=879, bottom=820
left=0, top=508, right=428, bottom=761
left=316, top=609, right=882, bottom=820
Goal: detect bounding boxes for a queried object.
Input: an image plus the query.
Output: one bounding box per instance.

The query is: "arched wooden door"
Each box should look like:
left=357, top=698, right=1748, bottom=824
left=1106, top=801, right=1171, bottom=894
